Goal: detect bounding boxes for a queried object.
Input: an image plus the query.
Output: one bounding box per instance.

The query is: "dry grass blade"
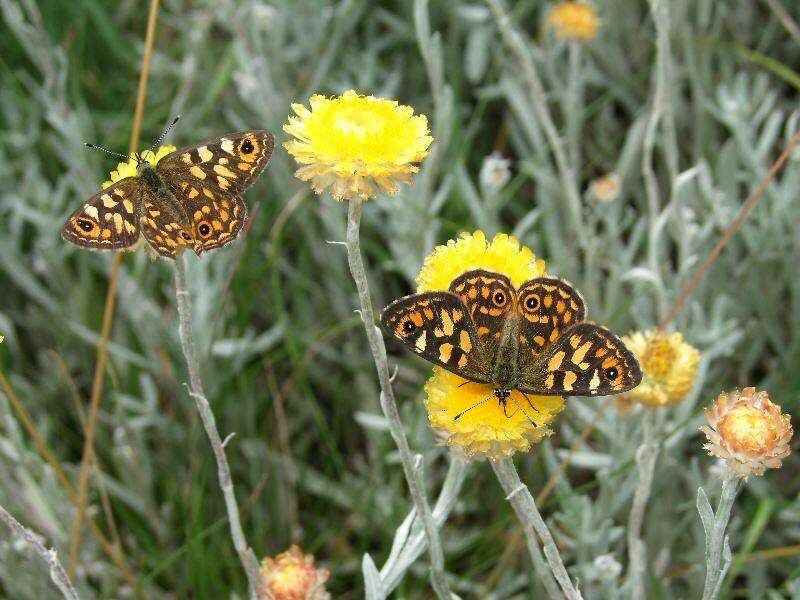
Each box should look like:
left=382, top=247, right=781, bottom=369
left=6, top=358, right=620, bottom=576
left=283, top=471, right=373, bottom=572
left=67, top=0, right=162, bottom=578
left=658, top=129, right=800, bottom=329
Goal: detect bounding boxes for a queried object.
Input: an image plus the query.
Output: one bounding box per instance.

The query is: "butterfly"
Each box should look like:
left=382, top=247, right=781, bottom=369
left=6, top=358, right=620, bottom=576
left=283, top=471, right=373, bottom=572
left=62, top=123, right=274, bottom=259
left=381, top=269, right=642, bottom=418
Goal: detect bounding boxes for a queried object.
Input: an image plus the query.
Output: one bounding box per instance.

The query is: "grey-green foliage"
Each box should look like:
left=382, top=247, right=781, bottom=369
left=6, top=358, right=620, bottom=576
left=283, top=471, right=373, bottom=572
left=0, top=0, right=799, bottom=598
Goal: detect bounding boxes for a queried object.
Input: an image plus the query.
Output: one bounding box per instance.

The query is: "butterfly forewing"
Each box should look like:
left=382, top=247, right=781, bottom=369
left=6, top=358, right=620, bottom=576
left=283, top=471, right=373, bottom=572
left=61, top=178, right=142, bottom=251
left=380, top=292, right=492, bottom=384
left=448, top=270, right=516, bottom=343
left=516, top=277, right=587, bottom=356
left=519, top=322, right=642, bottom=396
left=157, top=130, right=274, bottom=196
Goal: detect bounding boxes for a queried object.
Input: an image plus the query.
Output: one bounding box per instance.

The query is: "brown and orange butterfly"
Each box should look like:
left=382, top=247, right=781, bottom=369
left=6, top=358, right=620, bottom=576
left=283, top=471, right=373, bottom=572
left=62, top=120, right=274, bottom=259
left=381, top=269, right=641, bottom=416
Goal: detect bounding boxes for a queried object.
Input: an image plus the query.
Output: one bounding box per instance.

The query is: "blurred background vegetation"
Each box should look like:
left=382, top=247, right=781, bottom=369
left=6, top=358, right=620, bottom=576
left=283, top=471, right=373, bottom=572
left=1, top=0, right=800, bottom=598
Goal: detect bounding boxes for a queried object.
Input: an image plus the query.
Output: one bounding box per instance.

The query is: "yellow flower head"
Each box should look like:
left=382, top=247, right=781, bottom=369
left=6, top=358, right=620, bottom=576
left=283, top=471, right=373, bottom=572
left=617, top=330, right=699, bottom=407
left=417, top=231, right=563, bottom=459
left=257, top=545, right=330, bottom=600
left=101, top=145, right=176, bottom=189
left=283, top=90, right=433, bottom=201
left=700, top=388, right=793, bottom=478
left=547, top=2, right=601, bottom=42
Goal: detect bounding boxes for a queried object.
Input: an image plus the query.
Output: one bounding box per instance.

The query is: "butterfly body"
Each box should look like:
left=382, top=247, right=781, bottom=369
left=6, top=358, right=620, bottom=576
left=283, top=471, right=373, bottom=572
left=62, top=130, right=274, bottom=259
left=381, top=269, right=642, bottom=401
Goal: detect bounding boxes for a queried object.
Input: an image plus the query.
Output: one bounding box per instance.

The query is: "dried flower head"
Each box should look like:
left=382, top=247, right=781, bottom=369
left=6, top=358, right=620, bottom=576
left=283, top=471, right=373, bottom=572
left=700, top=387, right=793, bottom=477
left=617, top=330, right=699, bottom=407
left=101, top=145, right=176, bottom=190
left=479, top=151, right=512, bottom=196
left=547, top=2, right=601, bottom=42
left=257, top=545, right=330, bottom=600
left=417, top=231, right=564, bottom=459
left=283, top=90, right=433, bottom=201
left=588, top=172, right=621, bottom=203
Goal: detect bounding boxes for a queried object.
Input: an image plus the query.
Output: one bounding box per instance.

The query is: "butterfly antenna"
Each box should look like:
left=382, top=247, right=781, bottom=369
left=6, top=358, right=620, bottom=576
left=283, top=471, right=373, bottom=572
left=509, top=396, right=538, bottom=426
left=84, top=142, right=129, bottom=161
left=453, top=395, right=492, bottom=420
left=151, top=115, right=181, bottom=151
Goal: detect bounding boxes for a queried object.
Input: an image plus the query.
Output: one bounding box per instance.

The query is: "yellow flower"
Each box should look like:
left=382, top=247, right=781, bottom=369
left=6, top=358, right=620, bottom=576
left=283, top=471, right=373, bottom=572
left=283, top=90, right=433, bottom=201
left=547, top=2, right=601, bottom=42
left=101, top=145, right=176, bottom=189
left=700, top=388, right=793, bottom=478
left=418, top=231, right=563, bottom=460
left=416, top=230, right=545, bottom=293
left=257, top=545, right=330, bottom=600
left=617, top=330, right=699, bottom=407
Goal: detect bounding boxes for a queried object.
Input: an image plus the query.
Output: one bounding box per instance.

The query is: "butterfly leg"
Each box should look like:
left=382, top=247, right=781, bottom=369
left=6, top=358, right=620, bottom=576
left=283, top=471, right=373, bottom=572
left=520, top=391, right=540, bottom=413
left=501, top=398, right=518, bottom=419
left=507, top=395, right=538, bottom=426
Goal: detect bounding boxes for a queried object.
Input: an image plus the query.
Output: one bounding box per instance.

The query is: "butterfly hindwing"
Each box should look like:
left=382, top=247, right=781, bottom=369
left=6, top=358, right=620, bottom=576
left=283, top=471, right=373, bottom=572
left=138, top=185, right=195, bottom=259
left=518, top=322, right=642, bottom=396
left=380, top=292, right=492, bottom=384
left=61, top=178, right=142, bottom=252
left=516, top=277, right=587, bottom=356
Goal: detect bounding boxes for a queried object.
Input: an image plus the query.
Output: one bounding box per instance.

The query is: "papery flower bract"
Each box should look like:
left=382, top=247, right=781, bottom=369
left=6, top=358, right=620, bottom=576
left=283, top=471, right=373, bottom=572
left=417, top=231, right=563, bottom=460
left=700, top=387, right=793, bottom=478
left=101, top=145, right=176, bottom=189
left=257, top=545, right=330, bottom=600
left=617, top=330, right=699, bottom=407
left=547, top=2, right=601, bottom=42
left=479, top=151, right=512, bottom=196
left=283, top=90, right=433, bottom=201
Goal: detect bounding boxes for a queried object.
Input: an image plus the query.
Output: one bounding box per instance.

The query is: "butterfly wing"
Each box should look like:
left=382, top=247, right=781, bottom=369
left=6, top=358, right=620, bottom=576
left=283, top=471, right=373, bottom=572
left=516, top=277, right=587, bottom=357
left=448, top=270, right=517, bottom=344
left=61, top=178, right=142, bottom=251
left=380, top=292, right=493, bottom=384
left=138, top=185, right=196, bottom=259
left=517, top=322, right=642, bottom=396
left=156, top=130, right=274, bottom=253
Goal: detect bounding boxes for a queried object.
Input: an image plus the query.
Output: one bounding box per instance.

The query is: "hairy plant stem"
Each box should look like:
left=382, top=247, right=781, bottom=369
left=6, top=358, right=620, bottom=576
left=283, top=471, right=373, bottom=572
left=491, top=458, right=583, bottom=600
left=68, top=0, right=161, bottom=576
left=345, top=197, right=451, bottom=599
left=173, top=255, right=260, bottom=600
left=0, top=503, right=79, bottom=600
left=701, top=469, right=743, bottom=600
left=627, top=409, right=659, bottom=599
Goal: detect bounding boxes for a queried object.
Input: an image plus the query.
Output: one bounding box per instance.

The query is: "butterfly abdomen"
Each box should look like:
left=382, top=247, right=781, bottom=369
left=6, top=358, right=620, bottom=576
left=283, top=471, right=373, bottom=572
left=491, top=315, right=520, bottom=389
